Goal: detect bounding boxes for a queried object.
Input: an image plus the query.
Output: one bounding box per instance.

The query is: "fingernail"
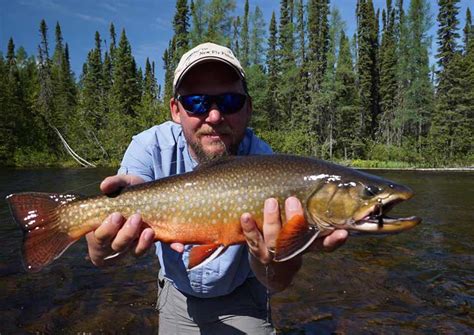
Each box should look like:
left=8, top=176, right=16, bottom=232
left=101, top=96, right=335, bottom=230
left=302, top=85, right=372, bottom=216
left=264, top=198, right=278, bottom=212
left=242, top=214, right=250, bottom=224
left=144, top=229, right=155, bottom=241
left=286, top=197, right=300, bottom=211
left=129, top=214, right=141, bottom=227
left=111, top=212, right=122, bottom=225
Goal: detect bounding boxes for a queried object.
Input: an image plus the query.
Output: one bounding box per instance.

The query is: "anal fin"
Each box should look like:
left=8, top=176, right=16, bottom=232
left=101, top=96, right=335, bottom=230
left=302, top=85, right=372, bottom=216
left=188, top=244, right=226, bottom=271
left=274, top=214, right=319, bottom=262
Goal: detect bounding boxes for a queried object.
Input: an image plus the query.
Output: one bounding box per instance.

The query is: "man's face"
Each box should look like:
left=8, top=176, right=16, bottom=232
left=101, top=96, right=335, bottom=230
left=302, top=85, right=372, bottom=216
left=170, top=62, right=251, bottom=163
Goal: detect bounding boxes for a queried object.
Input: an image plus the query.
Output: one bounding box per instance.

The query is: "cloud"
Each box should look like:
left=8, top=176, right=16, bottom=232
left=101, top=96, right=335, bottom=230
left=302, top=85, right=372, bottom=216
left=75, top=13, right=107, bottom=25
left=151, top=17, right=171, bottom=32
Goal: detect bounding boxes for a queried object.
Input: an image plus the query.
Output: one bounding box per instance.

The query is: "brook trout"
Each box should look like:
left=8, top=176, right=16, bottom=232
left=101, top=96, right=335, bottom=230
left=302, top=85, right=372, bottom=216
left=7, top=155, right=421, bottom=272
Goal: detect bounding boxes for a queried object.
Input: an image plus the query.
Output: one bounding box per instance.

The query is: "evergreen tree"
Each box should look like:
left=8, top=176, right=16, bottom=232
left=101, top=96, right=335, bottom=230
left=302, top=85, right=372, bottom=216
left=378, top=0, right=398, bottom=145
left=356, top=0, right=380, bottom=142
left=173, top=0, right=190, bottom=58
left=264, top=11, right=279, bottom=131
left=205, top=0, right=236, bottom=45
left=232, top=16, right=241, bottom=58
left=190, top=0, right=205, bottom=46
left=334, top=30, right=360, bottom=159
left=241, top=0, right=250, bottom=67
left=403, top=0, right=433, bottom=151
left=436, top=0, right=460, bottom=76
left=249, top=5, right=266, bottom=66
left=36, top=19, right=59, bottom=153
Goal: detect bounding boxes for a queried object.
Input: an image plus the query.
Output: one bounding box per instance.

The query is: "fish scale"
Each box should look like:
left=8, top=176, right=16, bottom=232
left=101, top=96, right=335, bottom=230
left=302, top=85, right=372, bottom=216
left=6, top=154, right=421, bottom=272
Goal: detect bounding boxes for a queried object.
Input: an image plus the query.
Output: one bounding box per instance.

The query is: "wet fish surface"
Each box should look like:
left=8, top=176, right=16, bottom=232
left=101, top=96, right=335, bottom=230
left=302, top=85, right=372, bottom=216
left=6, top=154, right=421, bottom=272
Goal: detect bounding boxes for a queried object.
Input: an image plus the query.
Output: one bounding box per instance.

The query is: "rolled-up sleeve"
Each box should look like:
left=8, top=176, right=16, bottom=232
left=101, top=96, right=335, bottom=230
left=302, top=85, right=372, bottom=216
left=118, top=134, right=155, bottom=182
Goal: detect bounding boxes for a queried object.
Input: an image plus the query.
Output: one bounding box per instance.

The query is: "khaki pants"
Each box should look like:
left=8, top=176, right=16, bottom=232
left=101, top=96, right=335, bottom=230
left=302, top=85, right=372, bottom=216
left=157, top=276, right=275, bottom=335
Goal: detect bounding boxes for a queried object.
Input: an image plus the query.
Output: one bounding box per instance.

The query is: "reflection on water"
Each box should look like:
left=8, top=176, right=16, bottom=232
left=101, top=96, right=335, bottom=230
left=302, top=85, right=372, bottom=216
left=0, top=168, right=472, bottom=333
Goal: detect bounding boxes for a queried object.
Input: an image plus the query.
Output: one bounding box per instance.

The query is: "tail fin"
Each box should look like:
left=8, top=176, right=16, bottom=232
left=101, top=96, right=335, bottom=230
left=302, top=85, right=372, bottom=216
left=6, top=192, right=79, bottom=272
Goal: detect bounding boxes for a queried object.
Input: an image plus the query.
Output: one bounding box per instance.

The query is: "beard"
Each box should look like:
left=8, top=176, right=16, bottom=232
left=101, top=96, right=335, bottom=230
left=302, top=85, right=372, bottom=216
left=186, top=126, right=240, bottom=164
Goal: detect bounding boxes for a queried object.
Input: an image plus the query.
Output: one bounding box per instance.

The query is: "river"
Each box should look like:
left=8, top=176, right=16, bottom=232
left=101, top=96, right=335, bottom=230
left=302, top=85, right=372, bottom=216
left=0, top=168, right=472, bottom=334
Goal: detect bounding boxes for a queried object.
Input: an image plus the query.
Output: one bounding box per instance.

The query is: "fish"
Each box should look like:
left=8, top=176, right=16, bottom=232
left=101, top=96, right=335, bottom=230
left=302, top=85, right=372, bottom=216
left=6, top=154, right=421, bottom=273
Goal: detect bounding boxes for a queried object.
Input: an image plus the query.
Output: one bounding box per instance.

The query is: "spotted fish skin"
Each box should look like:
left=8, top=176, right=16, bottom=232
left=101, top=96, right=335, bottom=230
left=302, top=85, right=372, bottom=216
left=6, top=154, right=421, bottom=272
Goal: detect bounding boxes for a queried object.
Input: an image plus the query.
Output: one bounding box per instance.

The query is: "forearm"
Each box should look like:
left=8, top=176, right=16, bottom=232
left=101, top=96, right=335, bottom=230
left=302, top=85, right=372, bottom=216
left=250, top=253, right=303, bottom=293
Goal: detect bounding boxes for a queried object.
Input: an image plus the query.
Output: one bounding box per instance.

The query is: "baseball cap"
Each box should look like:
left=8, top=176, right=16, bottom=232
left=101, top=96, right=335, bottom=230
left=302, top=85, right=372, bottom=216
left=173, top=42, right=246, bottom=94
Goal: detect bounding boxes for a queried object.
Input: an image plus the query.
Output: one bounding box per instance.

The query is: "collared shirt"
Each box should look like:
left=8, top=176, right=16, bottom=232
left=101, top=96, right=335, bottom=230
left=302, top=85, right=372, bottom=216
left=118, top=121, right=273, bottom=298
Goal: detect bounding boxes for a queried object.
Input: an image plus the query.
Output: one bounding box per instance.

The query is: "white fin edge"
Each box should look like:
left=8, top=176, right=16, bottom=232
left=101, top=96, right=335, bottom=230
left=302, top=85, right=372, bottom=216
left=187, top=245, right=226, bottom=272
left=273, top=230, right=320, bottom=263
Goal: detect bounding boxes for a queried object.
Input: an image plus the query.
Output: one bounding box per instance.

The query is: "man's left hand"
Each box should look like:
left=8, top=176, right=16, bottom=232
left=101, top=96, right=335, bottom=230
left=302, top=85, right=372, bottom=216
left=241, top=197, right=348, bottom=264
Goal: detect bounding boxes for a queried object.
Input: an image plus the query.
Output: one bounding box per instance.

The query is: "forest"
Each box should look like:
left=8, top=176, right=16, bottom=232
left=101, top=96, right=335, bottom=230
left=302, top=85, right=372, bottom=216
left=0, top=0, right=472, bottom=168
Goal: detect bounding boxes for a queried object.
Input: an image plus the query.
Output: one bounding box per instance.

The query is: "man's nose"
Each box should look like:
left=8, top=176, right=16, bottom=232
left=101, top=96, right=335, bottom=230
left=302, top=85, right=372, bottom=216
left=205, top=103, right=223, bottom=123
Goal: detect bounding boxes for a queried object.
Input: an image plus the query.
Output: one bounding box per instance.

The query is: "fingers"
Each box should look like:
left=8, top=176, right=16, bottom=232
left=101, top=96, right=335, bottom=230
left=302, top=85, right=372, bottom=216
left=134, top=228, right=156, bottom=257
left=100, top=175, right=145, bottom=195
left=170, top=243, right=185, bottom=253
left=111, top=213, right=142, bottom=252
left=262, top=198, right=281, bottom=251
left=309, top=229, right=348, bottom=253
left=86, top=212, right=155, bottom=266
left=241, top=213, right=273, bottom=264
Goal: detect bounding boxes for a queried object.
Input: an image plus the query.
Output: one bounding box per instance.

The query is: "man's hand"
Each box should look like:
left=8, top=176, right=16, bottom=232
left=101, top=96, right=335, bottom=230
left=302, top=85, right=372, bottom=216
left=241, top=196, right=348, bottom=264
left=240, top=196, right=348, bottom=292
left=86, top=175, right=156, bottom=266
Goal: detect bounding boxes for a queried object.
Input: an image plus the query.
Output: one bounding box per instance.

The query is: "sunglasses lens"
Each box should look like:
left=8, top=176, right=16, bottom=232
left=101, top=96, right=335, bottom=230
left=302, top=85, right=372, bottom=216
left=179, top=95, right=209, bottom=115
left=179, top=94, right=246, bottom=115
left=217, top=94, right=246, bottom=114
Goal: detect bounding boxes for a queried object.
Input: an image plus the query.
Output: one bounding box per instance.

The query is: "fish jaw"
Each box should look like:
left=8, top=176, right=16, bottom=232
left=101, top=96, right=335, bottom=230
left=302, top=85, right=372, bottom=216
left=349, top=190, right=422, bottom=234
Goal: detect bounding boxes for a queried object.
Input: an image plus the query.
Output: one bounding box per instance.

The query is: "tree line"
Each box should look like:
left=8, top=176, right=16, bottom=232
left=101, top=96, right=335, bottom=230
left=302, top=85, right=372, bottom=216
left=0, top=0, right=472, bottom=168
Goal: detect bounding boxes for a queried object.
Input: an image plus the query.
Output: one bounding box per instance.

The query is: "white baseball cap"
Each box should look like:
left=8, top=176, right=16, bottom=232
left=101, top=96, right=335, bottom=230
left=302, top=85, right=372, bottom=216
left=173, top=42, right=246, bottom=93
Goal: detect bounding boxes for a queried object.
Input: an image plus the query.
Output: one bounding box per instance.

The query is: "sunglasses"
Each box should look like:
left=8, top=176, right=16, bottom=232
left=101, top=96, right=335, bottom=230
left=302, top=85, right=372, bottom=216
left=176, top=93, right=247, bottom=115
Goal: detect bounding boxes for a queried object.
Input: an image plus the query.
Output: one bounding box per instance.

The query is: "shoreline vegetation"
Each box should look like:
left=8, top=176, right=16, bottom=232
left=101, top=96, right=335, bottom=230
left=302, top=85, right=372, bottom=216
left=1, top=1, right=472, bottom=169
left=3, top=157, right=472, bottom=171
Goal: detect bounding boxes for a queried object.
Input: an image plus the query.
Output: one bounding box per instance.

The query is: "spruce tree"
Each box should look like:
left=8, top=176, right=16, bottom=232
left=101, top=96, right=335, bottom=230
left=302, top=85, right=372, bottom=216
left=241, top=0, right=250, bottom=67
left=356, top=0, right=380, bottom=142
left=249, top=5, right=266, bottom=66
left=173, top=0, right=190, bottom=59
left=190, top=0, right=205, bottom=46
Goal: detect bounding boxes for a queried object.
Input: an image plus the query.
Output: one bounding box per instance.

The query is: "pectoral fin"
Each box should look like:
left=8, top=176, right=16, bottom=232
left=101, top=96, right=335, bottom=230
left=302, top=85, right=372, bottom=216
left=188, top=244, right=226, bottom=271
left=273, top=214, right=320, bottom=262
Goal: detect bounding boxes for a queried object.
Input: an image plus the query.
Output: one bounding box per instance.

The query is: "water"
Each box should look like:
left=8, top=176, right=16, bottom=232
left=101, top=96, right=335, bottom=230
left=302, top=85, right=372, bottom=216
left=0, top=168, right=472, bottom=333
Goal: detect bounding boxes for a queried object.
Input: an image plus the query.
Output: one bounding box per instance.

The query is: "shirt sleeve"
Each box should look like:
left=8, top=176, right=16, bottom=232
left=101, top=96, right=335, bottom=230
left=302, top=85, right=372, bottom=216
left=118, top=134, right=155, bottom=182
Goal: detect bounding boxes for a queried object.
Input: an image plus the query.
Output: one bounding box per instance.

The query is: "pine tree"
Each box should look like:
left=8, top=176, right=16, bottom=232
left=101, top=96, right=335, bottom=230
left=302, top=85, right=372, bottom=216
left=249, top=5, right=266, bottom=66
left=36, top=19, right=59, bottom=154
left=430, top=0, right=466, bottom=163
left=436, top=0, right=460, bottom=76
left=205, top=0, right=236, bottom=45
left=356, top=0, right=380, bottom=142
left=264, top=12, right=279, bottom=131
left=403, top=0, right=433, bottom=151
left=232, top=16, right=241, bottom=58
left=334, top=30, right=360, bottom=159
left=241, top=0, right=250, bottom=67
left=173, top=0, right=190, bottom=59
left=190, top=0, right=205, bottom=46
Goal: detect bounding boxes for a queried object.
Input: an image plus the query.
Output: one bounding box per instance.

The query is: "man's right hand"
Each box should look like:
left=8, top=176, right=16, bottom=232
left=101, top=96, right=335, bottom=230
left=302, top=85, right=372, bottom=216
left=86, top=175, right=156, bottom=266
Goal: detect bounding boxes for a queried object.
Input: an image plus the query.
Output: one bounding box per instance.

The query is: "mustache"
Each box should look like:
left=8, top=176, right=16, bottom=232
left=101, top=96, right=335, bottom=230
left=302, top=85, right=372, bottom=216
left=196, top=126, right=233, bottom=137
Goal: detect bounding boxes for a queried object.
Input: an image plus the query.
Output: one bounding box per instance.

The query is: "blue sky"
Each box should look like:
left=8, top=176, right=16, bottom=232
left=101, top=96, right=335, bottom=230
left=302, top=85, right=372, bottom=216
left=0, top=0, right=471, bottom=86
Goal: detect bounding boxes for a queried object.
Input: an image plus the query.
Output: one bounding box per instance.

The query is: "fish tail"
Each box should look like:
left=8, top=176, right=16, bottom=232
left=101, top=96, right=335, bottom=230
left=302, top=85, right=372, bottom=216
left=6, top=192, right=79, bottom=272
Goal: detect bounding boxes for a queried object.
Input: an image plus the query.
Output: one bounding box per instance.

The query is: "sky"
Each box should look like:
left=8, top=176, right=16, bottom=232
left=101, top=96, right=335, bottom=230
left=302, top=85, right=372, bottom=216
left=0, top=0, right=471, bottom=87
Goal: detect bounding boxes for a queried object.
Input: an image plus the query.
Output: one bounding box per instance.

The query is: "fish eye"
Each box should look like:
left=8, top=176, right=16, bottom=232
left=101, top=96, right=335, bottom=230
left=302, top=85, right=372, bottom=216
left=363, top=185, right=382, bottom=197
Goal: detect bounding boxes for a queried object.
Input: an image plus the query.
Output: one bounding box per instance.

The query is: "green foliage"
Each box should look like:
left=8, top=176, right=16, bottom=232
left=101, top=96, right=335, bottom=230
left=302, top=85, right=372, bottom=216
left=1, top=2, right=473, bottom=168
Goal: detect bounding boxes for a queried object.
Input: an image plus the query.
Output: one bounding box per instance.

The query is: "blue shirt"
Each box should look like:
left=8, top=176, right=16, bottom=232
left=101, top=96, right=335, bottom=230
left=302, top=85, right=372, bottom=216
left=118, top=121, right=273, bottom=298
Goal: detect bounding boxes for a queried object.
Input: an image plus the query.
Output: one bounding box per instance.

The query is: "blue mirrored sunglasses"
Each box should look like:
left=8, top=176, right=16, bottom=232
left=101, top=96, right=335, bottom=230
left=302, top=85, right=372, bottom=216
left=177, top=93, right=247, bottom=115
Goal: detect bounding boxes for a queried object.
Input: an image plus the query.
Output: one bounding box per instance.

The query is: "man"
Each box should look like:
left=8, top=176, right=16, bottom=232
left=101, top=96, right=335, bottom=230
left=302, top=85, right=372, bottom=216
left=86, top=42, right=348, bottom=334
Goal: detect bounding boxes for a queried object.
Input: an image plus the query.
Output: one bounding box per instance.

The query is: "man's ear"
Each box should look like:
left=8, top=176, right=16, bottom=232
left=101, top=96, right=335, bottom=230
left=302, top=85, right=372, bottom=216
left=170, top=97, right=181, bottom=124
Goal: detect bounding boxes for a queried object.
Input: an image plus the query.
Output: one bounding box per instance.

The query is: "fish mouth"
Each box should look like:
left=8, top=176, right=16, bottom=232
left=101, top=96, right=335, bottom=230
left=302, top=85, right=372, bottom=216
left=352, top=194, right=421, bottom=233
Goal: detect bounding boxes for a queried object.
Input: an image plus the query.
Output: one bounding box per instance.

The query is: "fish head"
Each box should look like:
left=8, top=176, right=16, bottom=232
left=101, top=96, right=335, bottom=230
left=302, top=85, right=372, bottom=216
left=305, top=171, right=421, bottom=234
